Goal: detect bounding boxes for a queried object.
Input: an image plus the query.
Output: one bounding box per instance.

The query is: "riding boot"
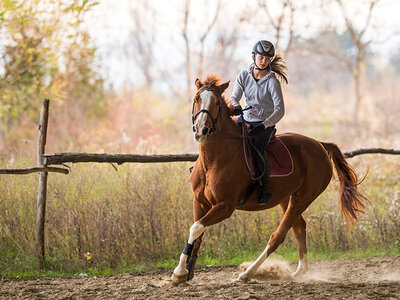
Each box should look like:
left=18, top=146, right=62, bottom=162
left=254, top=153, right=271, bottom=205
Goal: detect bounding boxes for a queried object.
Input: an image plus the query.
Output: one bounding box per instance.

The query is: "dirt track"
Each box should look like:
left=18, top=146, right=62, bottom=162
left=1, top=256, right=399, bottom=299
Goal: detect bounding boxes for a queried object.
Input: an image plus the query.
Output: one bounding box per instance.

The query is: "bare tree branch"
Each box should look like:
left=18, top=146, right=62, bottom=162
left=329, top=0, right=381, bottom=125
left=284, top=2, right=296, bottom=58
left=360, top=0, right=380, bottom=37
left=256, top=0, right=297, bottom=57
left=182, top=0, right=191, bottom=100
left=198, top=0, right=222, bottom=77
left=127, top=1, right=157, bottom=87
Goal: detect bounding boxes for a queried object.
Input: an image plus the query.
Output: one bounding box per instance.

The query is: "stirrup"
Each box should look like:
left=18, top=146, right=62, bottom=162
left=258, top=195, right=271, bottom=205
left=257, top=185, right=271, bottom=205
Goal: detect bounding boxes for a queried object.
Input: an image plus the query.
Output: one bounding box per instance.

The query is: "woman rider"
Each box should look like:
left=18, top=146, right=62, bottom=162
left=230, top=40, right=288, bottom=205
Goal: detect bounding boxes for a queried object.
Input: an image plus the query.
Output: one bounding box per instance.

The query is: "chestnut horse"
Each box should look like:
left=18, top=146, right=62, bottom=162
left=171, top=75, right=368, bottom=284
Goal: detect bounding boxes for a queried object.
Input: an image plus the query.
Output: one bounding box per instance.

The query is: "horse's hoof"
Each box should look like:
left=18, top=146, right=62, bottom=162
left=291, top=261, right=308, bottom=278
left=171, top=272, right=188, bottom=285
left=291, top=269, right=307, bottom=277
left=236, top=271, right=251, bottom=282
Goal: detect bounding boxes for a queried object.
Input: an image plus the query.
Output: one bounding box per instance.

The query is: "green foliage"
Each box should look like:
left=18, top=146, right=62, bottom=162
left=0, top=154, right=399, bottom=278
left=0, top=0, right=104, bottom=140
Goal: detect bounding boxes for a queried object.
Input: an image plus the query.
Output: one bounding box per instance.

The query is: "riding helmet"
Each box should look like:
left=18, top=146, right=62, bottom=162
left=252, top=40, right=275, bottom=57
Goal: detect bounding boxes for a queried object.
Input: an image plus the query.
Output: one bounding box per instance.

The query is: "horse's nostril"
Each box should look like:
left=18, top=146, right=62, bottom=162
left=192, top=125, right=196, bottom=132
left=202, top=127, right=209, bottom=135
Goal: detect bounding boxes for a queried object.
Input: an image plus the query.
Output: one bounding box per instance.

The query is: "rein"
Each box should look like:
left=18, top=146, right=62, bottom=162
left=214, top=106, right=253, bottom=138
left=215, top=122, right=266, bottom=181
left=191, top=90, right=265, bottom=181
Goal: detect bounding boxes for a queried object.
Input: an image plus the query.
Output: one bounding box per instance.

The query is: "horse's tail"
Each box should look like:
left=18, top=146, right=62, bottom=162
left=320, top=142, right=370, bottom=226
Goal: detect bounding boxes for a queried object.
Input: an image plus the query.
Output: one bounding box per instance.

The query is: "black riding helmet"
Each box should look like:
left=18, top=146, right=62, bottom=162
left=252, top=40, right=275, bottom=71
left=252, top=40, right=275, bottom=57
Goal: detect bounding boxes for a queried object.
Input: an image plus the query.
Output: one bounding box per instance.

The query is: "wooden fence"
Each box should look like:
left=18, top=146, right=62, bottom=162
left=1, top=99, right=399, bottom=268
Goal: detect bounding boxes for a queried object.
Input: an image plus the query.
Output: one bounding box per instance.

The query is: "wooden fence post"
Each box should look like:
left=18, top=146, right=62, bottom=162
left=36, top=99, right=49, bottom=268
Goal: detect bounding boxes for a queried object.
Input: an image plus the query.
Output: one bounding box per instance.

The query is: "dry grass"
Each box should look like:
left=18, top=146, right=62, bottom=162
left=0, top=152, right=399, bottom=276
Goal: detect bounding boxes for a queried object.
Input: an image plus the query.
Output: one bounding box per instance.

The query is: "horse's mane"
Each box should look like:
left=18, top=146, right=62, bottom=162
left=202, top=74, right=231, bottom=108
left=202, top=74, right=222, bottom=87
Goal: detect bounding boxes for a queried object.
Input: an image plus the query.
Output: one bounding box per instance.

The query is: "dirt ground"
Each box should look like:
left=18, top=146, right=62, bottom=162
left=1, top=256, right=399, bottom=299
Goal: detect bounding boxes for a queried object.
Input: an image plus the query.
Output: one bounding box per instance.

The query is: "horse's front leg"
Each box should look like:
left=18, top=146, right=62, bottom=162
left=171, top=221, right=205, bottom=284
left=172, top=198, right=208, bottom=284
left=186, top=232, right=204, bottom=280
left=172, top=200, right=235, bottom=284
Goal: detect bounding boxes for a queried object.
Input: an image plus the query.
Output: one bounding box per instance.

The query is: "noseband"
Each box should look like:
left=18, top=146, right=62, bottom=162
left=191, top=86, right=222, bottom=135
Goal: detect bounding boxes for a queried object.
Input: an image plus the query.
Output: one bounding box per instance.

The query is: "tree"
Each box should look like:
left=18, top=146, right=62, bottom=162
left=181, top=0, right=223, bottom=101
left=121, top=1, right=243, bottom=100
left=0, top=0, right=105, bottom=146
left=318, top=0, right=381, bottom=126
left=182, top=0, right=191, bottom=100
left=0, top=0, right=60, bottom=128
left=256, top=0, right=298, bottom=59
left=126, top=1, right=158, bottom=88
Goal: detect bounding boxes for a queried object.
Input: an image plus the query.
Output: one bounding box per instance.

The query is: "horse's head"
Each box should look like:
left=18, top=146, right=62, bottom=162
left=192, top=76, right=229, bottom=143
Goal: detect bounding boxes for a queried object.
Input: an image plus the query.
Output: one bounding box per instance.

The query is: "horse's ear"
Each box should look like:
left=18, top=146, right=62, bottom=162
left=195, top=78, right=203, bottom=90
left=218, top=81, right=230, bottom=94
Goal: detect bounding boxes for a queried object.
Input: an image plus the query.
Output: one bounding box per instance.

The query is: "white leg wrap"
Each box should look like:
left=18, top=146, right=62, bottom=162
left=173, top=222, right=205, bottom=277
left=292, top=257, right=308, bottom=277
left=188, top=221, right=205, bottom=244
left=174, top=253, right=189, bottom=276
left=238, top=245, right=270, bottom=280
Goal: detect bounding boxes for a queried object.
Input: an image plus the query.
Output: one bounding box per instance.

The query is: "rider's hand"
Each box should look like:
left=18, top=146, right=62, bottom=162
left=249, top=124, right=265, bottom=136
left=232, top=105, right=243, bottom=116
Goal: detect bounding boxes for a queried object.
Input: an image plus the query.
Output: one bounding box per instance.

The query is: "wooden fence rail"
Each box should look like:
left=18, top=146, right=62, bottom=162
left=0, top=99, right=400, bottom=268
left=40, top=148, right=400, bottom=165
left=343, top=148, right=400, bottom=158
left=0, top=166, right=69, bottom=175
left=41, top=153, right=198, bottom=165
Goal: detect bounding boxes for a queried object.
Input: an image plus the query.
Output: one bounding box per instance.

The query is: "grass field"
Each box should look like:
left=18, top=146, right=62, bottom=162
left=0, top=154, right=399, bottom=279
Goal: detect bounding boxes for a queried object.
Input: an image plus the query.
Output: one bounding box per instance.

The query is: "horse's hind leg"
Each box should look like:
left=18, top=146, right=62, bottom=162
left=291, top=215, right=308, bottom=276
left=280, top=201, right=308, bottom=276
left=238, top=196, right=311, bottom=281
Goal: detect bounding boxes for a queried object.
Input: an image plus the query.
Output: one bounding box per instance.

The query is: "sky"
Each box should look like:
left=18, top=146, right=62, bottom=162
left=83, top=0, right=400, bottom=92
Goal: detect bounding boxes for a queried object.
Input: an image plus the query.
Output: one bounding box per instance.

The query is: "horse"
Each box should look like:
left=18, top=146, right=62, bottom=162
left=171, top=74, right=369, bottom=284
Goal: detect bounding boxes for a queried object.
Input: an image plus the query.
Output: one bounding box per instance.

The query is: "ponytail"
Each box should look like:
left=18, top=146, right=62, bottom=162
left=271, top=53, right=288, bottom=84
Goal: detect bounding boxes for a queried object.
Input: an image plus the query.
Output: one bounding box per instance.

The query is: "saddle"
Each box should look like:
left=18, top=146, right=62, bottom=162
left=243, top=125, right=293, bottom=178
left=236, top=126, right=293, bottom=208
left=266, top=133, right=294, bottom=177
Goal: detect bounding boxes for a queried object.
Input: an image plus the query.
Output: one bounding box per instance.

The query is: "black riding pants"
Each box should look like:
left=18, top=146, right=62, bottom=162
left=250, top=124, right=275, bottom=153
left=238, top=116, right=275, bottom=152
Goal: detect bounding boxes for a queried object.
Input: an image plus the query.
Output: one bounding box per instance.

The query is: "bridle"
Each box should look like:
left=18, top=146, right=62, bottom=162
left=191, top=86, right=222, bottom=135
left=191, top=86, right=265, bottom=180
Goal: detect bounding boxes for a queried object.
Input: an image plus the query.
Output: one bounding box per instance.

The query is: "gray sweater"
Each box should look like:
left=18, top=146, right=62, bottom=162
left=230, top=67, right=285, bottom=127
